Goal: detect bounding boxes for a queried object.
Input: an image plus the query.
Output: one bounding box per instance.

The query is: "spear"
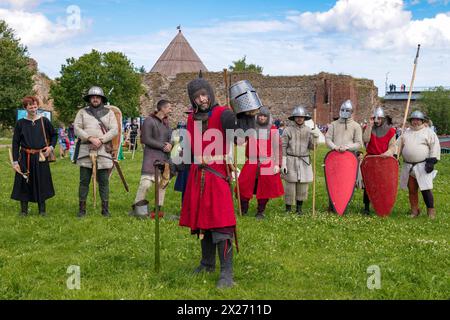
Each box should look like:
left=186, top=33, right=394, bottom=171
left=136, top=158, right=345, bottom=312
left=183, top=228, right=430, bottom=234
left=396, top=44, right=421, bottom=156
left=224, top=68, right=242, bottom=216
left=154, top=162, right=161, bottom=273
left=312, top=89, right=318, bottom=217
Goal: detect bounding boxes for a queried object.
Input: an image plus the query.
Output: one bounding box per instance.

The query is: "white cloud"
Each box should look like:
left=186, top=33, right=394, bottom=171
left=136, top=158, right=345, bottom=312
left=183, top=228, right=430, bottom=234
left=0, top=0, right=43, bottom=9
left=0, top=8, right=86, bottom=46
left=288, top=0, right=450, bottom=49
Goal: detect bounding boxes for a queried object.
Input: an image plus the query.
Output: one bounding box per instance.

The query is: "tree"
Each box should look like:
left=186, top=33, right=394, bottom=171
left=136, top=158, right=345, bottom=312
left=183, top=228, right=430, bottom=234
left=0, top=20, right=35, bottom=128
left=229, top=56, right=263, bottom=74
left=50, top=50, right=144, bottom=124
left=419, top=87, right=450, bottom=135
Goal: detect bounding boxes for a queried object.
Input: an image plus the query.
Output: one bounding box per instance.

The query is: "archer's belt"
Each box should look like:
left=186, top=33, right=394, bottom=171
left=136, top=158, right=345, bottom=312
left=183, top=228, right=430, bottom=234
left=21, top=148, right=44, bottom=175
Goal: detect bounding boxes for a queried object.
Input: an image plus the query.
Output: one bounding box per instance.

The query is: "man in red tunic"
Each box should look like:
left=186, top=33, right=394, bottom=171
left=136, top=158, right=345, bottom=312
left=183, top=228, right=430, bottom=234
left=179, top=77, right=260, bottom=288
left=362, top=106, right=397, bottom=215
left=237, top=106, right=284, bottom=219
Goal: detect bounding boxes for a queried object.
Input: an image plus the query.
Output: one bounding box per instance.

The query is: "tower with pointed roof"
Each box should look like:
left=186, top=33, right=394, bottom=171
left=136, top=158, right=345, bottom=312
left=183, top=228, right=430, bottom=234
left=150, top=28, right=208, bottom=77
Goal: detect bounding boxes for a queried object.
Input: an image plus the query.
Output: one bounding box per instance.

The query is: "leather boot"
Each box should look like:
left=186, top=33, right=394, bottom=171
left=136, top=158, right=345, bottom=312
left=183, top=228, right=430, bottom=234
left=101, top=201, right=111, bottom=217
left=427, top=208, right=436, bottom=220
left=296, top=201, right=303, bottom=216
left=78, top=201, right=87, bottom=218
left=20, top=201, right=28, bottom=217
left=240, top=199, right=249, bottom=216
left=286, top=204, right=292, bottom=213
left=256, top=199, right=267, bottom=220
left=194, top=233, right=216, bottom=274
left=216, top=239, right=234, bottom=289
left=38, top=202, right=47, bottom=217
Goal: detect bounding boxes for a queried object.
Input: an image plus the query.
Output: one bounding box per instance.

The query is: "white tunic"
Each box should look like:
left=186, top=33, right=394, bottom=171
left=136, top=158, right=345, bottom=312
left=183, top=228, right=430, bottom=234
left=399, top=126, right=441, bottom=191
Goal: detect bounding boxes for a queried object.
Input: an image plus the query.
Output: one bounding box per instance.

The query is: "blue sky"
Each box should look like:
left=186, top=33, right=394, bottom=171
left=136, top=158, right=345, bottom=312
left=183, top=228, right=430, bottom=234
left=1, top=0, right=450, bottom=95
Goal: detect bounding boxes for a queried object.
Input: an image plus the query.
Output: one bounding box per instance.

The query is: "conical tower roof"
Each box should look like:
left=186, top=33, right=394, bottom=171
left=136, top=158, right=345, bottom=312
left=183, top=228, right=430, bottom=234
left=150, top=29, right=208, bottom=77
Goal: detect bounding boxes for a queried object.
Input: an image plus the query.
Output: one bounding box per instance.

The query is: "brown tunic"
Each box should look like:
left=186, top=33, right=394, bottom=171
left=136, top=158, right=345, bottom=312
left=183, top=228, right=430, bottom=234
left=141, top=114, right=172, bottom=175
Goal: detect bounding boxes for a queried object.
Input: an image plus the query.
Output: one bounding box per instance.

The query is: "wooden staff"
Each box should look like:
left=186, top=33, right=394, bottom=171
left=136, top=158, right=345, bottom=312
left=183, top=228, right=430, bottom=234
left=224, top=68, right=242, bottom=216
left=90, top=151, right=97, bottom=208
left=154, top=163, right=161, bottom=273
left=396, top=44, right=421, bottom=156
left=132, top=134, right=138, bottom=160
left=312, top=90, right=318, bottom=217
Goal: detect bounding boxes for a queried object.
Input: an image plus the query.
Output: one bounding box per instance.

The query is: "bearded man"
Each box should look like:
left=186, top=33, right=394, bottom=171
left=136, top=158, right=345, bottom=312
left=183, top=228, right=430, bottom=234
left=179, top=78, right=259, bottom=288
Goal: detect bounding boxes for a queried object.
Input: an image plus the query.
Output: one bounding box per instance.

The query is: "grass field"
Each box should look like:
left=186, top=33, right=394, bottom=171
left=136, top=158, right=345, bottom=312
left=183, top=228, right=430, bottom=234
left=0, top=143, right=448, bottom=300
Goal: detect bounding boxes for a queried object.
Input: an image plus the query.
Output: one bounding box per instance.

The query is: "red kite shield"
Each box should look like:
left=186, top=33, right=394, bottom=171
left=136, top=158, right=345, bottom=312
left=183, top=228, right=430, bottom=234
left=324, top=151, right=358, bottom=216
left=361, top=156, right=399, bottom=217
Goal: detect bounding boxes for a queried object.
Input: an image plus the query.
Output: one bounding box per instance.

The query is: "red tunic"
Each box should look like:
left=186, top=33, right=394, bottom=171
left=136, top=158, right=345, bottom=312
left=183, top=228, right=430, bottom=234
left=366, top=128, right=396, bottom=155
left=237, top=125, right=284, bottom=200
left=179, top=106, right=236, bottom=232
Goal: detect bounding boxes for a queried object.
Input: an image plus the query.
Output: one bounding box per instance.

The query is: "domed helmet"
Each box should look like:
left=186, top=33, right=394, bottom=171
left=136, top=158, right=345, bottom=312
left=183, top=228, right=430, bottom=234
left=83, top=86, right=108, bottom=103
left=288, top=105, right=311, bottom=121
left=373, top=107, right=385, bottom=120
left=408, top=110, right=427, bottom=122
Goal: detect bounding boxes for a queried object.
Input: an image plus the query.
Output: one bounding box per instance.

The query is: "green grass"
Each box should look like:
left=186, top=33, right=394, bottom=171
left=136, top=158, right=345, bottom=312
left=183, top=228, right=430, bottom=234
left=0, top=145, right=449, bottom=300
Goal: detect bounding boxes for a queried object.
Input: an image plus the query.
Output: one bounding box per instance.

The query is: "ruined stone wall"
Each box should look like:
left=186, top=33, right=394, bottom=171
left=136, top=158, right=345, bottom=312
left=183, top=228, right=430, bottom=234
left=140, top=71, right=379, bottom=128
left=382, top=99, right=421, bottom=127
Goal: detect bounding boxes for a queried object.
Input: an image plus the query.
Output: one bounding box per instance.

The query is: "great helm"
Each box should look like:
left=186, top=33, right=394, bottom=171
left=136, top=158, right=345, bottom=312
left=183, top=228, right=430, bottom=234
left=408, top=110, right=427, bottom=122
left=340, top=100, right=353, bottom=119
left=229, top=80, right=263, bottom=115
left=288, top=105, right=311, bottom=121
left=83, top=86, right=108, bottom=104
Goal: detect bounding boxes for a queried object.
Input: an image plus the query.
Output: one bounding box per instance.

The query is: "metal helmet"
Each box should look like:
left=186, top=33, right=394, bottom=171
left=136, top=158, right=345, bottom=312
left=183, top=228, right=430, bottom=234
left=257, top=106, right=270, bottom=117
left=83, top=86, right=108, bottom=103
left=229, top=80, right=263, bottom=114
left=373, top=107, right=385, bottom=119
left=408, top=110, right=426, bottom=122
left=288, top=105, right=311, bottom=121
left=340, top=100, right=353, bottom=119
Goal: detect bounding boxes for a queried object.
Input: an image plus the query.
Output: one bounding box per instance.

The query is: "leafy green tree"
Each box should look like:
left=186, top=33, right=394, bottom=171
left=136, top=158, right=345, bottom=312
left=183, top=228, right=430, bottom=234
left=420, top=87, right=450, bottom=135
left=0, top=20, right=35, bottom=128
left=50, top=50, right=143, bottom=124
left=229, top=56, right=263, bottom=74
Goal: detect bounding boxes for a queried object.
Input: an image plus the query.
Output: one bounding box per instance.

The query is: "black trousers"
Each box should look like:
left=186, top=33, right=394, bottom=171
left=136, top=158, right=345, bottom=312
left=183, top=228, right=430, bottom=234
left=79, top=167, right=110, bottom=201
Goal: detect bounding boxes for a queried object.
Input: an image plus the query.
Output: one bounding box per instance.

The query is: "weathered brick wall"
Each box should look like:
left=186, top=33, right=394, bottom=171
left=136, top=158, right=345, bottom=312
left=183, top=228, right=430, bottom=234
left=140, top=71, right=379, bottom=128
left=382, top=100, right=421, bottom=127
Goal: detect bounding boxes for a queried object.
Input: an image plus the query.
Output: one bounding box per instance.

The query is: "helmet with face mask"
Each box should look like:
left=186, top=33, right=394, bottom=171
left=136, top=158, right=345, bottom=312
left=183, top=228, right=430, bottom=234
left=340, top=100, right=353, bottom=119
left=229, top=80, right=263, bottom=115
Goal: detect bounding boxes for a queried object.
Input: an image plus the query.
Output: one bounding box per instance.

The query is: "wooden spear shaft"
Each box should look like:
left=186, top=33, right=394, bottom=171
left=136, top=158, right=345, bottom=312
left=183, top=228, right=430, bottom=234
left=224, top=68, right=242, bottom=216
left=401, top=44, right=421, bottom=133
left=397, top=44, right=421, bottom=156
left=312, top=91, right=318, bottom=217
left=154, top=164, right=161, bottom=273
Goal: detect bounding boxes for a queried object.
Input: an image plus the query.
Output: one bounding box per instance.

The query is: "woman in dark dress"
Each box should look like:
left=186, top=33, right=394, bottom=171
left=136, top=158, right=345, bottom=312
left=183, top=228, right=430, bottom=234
left=11, top=96, right=57, bottom=216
